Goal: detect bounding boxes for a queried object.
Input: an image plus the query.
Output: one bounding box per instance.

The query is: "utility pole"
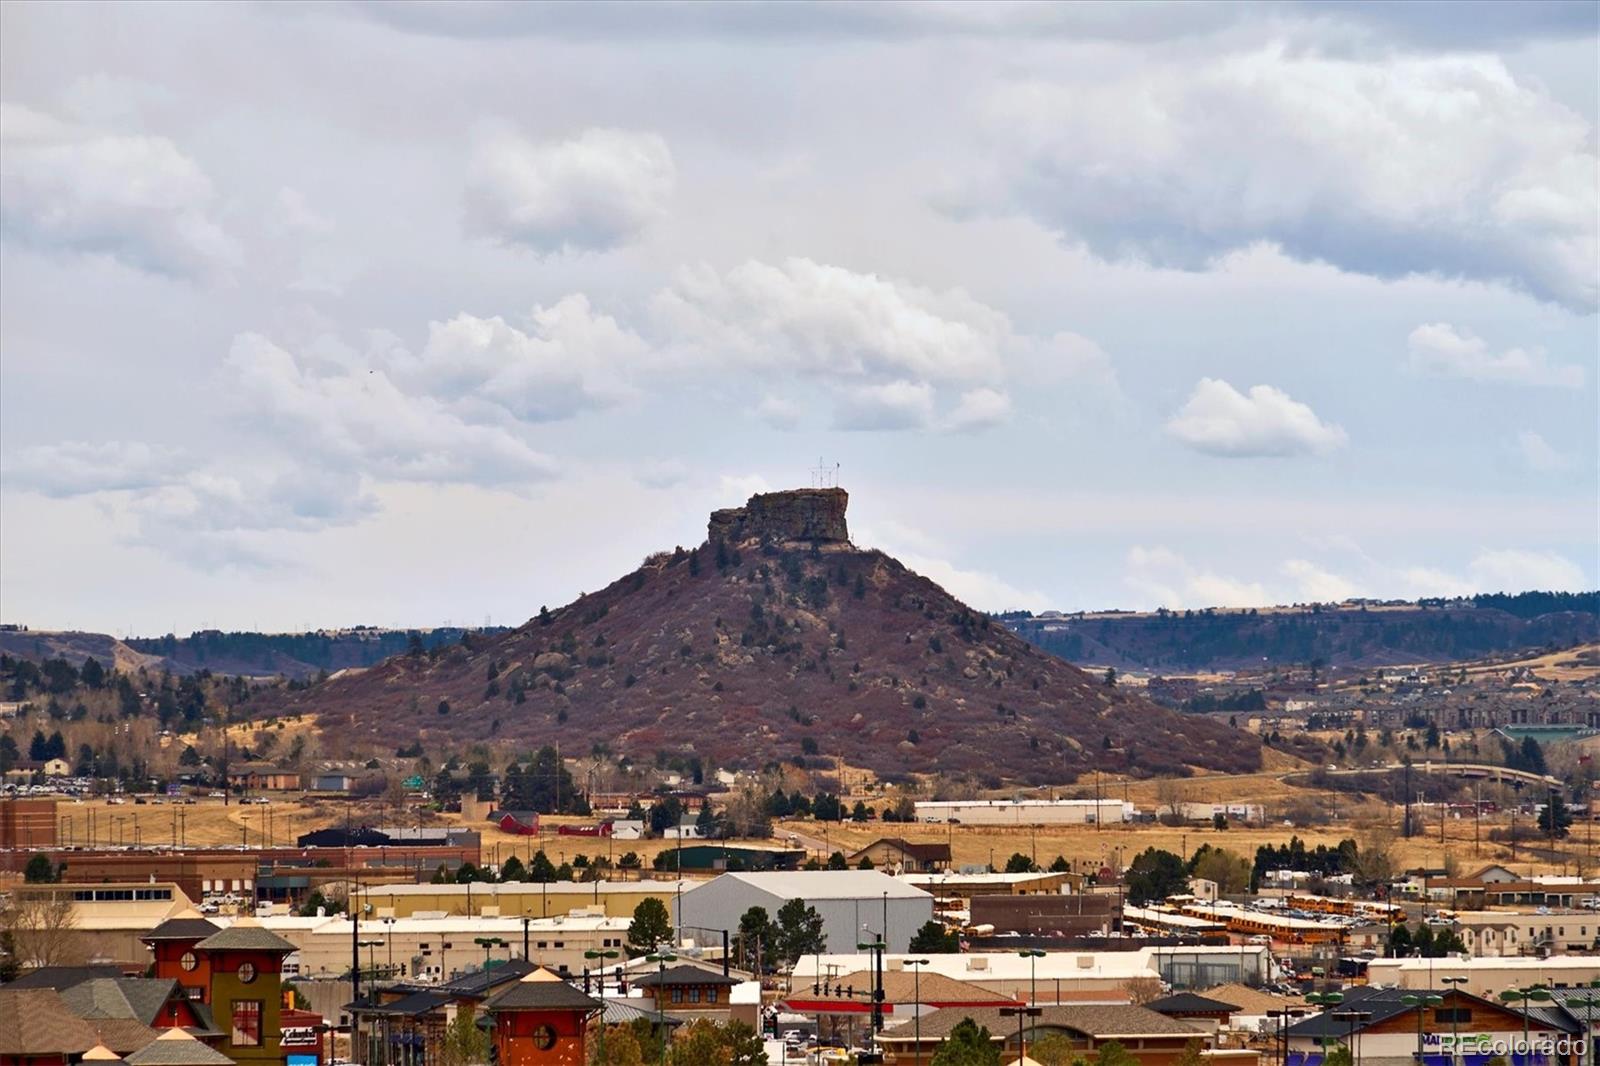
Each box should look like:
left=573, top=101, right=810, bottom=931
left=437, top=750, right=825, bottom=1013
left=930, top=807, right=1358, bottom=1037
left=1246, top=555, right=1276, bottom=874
left=1403, top=762, right=1413, bottom=838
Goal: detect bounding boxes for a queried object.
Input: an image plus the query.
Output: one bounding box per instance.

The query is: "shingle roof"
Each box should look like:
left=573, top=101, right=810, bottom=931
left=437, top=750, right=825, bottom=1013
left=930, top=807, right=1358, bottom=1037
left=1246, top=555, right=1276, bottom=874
left=793, top=968, right=1016, bottom=1007
left=877, top=1004, right=1203, bottom=1044
left=849, top=838, right=952, bottom=863
left=59, top=978, right=182, bottom=1026
left=124, top=1028, right=236, bottom=1066
left=634, top=963, right=739, bottom=988
left=7, top=964, right=125, bottom=990
left=193, top=920, right=296, bottom=954
left=84, top=1020, right=162, bottom=1056
left=141, top=917, right=221, bottom=943
left=439, top=957, right=536, bottom=997
left=484, top=969, right=603, bottom=1013
left=1199, top=983, right=1304, bottom=1014
left=0, top=989, right=98, bottom=1056
left=359, top=990, right=455, bottom=1018
left=601, top=999, right=686, bottom=1028
left=1146, top=992, right=1243, bottom=1015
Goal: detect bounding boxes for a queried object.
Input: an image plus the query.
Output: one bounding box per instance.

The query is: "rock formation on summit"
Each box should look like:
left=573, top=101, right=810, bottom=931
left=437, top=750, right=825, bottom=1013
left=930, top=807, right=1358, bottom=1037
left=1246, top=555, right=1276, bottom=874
left=707, top=487, right=850, bottom=544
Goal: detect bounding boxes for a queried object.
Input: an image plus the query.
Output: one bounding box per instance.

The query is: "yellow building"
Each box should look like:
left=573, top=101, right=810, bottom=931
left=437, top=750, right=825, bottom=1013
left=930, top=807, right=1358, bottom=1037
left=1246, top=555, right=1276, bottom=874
left=264, top=912, right=633, bottom=982
left=356, top=879, right=692, bottom=920
left=10, top=881, right=193, bottom=968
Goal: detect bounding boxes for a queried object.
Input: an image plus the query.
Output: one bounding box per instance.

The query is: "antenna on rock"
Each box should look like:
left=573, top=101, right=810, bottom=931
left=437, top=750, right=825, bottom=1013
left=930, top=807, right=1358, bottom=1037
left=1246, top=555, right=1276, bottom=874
left=811, top=457, right=840, bottom=489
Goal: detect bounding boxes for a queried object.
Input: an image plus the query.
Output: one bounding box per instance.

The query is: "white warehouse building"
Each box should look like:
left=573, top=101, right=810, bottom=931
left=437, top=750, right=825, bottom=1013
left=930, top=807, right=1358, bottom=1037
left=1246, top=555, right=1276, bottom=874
left=914, top=799, right=1131, bottom=825
left=676, top=870, right=935, bottom=954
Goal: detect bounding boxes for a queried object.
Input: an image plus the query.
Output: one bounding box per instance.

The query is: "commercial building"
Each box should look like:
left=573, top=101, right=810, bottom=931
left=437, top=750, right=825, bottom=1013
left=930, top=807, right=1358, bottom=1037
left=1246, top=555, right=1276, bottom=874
left=1, top=796, right=58, bottom=850
left=875, top=1003, right=1224, bottom=1066
left=914, top=799, right=1131, bottom=825
left=846, top=838, right=951, bottom=873
left=1364, top=955, right=1600, bottom=996
left=968, top=893, right=1120, bottom=937
left=10, top=882, right=195, bottom=969
left=356, top=879, right=693, bottom=921
left=1283, top=986, right=1580, bottom=1066
left=484, top=967, right=602, bottom=1066
left=1451, top=910, right=1600, bottom=957
left=900, top=870, right=1082, bottom=900
left=795, top=945, right=1271, bottom=1001
left=263, top=912, right=632, bottom=982
left=676, top=870, right=935, bottom=954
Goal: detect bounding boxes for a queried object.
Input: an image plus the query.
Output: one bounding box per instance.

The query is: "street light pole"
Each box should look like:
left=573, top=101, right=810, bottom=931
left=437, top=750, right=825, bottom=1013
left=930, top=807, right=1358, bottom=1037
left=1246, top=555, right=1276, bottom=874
left=1403, top=994, right=1442, bottom=1065
left=906, top=958, right=929, bottom=1058
left=1441, top=976, right=1469, bottom=1066
left=646, top=950, right=677, bottom=1066
left=1499, top=985, right=1552, bottom=1061
left=1000, top=1006, right=1044, bottom=1061
left=1018, top=948, right=1044, bottom=1005
left=585, top=949, right=619, bottom=1063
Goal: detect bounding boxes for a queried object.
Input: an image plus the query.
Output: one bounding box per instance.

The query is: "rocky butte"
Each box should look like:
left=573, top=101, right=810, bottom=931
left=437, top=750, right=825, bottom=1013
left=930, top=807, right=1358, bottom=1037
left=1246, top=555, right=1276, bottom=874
left=707, top=487, right=851, bottom=545
left=260, top=487, right=1260, bottom=781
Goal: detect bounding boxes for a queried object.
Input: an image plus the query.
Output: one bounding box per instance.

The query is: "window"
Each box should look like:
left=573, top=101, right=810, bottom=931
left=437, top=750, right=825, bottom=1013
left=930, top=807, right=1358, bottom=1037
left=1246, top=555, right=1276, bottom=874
left=232, top=1001, right=263, bottom=1047
left=690, top=988, right=701, bottom=1004
left=671, top=988, right=682, bottom=1003
left=707, top=988, right=719, bottom=1004
left=1436, top=1009, right=1472, bottom=1024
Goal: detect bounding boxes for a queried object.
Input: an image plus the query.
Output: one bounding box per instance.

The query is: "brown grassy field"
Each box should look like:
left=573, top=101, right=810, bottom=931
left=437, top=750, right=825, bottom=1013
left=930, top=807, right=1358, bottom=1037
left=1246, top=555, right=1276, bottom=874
left=53, top=780, right=1596, bottom=884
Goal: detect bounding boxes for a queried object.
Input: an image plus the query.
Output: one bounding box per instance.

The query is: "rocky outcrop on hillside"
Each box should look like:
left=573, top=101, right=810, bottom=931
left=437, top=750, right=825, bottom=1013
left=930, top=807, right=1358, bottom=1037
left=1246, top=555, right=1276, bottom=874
left=262, top=489, right=1259, bottom=781
left=708, top=488, right=850, bottom=544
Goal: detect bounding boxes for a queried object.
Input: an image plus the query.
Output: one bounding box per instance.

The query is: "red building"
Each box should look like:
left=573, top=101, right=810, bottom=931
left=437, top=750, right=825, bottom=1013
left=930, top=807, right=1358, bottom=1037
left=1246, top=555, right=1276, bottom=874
left=140, top=913, right=222, bottom=1003
left=484, top=968, right=602, bottom=1066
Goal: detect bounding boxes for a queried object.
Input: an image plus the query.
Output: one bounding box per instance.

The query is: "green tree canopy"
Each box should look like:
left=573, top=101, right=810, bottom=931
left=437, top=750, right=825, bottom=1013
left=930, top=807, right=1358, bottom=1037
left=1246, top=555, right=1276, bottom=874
left=931, top=1018, right=1001, bottom=1066
left=775, top=897, right=826, bottom=965
left=627, top=897, right=673, bottom=955
left=908, top=920, right=959, bottom=954
left=1125, top=847, right=1189, bottom=904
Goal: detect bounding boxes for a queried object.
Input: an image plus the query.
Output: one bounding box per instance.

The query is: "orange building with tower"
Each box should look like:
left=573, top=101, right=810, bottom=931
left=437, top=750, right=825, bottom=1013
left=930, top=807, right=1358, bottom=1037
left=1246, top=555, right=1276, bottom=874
left=483, top=968, right=602, bottom=1066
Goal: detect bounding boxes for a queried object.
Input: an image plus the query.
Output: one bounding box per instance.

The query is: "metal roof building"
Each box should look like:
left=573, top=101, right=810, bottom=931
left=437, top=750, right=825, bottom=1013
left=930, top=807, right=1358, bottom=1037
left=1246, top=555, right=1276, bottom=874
left=676, top=870, right=935, bottom=954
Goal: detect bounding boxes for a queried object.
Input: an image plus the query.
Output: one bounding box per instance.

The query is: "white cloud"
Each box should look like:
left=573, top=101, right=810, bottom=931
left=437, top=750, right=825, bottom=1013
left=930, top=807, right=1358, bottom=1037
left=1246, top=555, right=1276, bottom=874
left=1406, top=323, right=1584, bottom=388
left=1125, top=545, right=1269, bottom=608
left=1398, top=549, right=1589, bottom=597
left=833, top=380, right=936, bottom=431
left=755, top=394, right=803, bottom=430
left=1469, top=548, right=1587, bottom=592
left=944, top=387, right=1012, bottom=432
left=866, top=519, right=1048, bottom=611
left=653, top=257, right=1009, bottom=383
left=634, top=458, right=690, bottom=489
left=402, top=294, right=645, bottom=422
left=3, top=441, right=182, bottom=497
left=1281, top=558, right=1361, bottom=603
left=1517, top=431, right=1574, bottom=472
left=976, top=49, right=1598, bottom=310
left=463, top=125, right=674, bottom=254
left=1166, top=378, right=1348, bottom=458
left=651, top=257, right=1116, bottom=431
left=224, top=333, right=560, bottom=487
left=0, top=102, right=238, bottom=280
left=717, top=473, right=772, bottom=503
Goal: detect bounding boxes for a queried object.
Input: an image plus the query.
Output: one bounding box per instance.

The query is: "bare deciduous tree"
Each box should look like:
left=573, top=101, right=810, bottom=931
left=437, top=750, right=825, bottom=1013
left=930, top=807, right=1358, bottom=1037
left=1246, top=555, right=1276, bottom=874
left=1121, top=975, right=1165, bottom=1006
left=3, top=890, right=80, bottom=969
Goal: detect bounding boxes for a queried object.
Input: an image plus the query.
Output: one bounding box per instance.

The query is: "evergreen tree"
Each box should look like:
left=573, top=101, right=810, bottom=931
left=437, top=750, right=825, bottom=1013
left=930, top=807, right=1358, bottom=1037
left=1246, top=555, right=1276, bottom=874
left=775, top=898, right=826, bottom=964
left=908, top=920, right=958, bottom=953
left=529, top=850, right=558, bottom=883
left=930, top=1018, right=1001, bottom=1066
left=627, top=898, right=673, bottom=955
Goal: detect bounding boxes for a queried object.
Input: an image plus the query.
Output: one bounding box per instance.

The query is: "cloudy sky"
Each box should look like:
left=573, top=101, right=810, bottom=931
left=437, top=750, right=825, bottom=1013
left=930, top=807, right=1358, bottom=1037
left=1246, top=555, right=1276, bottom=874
left=1, top=1, right=1596, bottom=634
